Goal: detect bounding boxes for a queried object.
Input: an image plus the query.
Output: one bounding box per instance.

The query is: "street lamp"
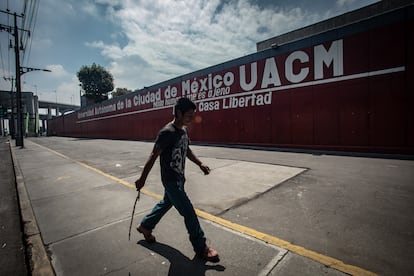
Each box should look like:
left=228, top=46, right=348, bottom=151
left=20, top=67, right=51, bottom=75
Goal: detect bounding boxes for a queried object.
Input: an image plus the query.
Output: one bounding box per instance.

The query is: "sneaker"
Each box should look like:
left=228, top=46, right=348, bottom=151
left=137, top=225, right=156, bottom=243
left=197, top=246, right=220, bottom=263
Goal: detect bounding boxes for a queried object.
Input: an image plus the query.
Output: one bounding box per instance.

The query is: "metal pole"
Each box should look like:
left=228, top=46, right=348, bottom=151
left=9, top=78, right=15, bottom=139
left=14, top=12, right=23, bottom=148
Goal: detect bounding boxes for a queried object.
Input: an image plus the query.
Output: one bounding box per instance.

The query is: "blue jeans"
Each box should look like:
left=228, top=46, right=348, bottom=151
left=140, top=180, right=206, bottom=254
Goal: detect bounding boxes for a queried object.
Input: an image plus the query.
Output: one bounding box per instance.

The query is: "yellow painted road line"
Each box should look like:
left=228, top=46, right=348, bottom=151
left=30, top=140, right=377, bottom=276
left=196, top=209, right=376, bottom=276
left=31, top=141, right=162, bottom=200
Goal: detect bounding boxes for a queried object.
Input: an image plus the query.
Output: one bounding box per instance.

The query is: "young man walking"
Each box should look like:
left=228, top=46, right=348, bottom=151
left=135, top=97, right=219, bottom=262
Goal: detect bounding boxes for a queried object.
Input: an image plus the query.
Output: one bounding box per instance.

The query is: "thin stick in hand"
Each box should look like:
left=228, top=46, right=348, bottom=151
left=128, top=190, right=140, bottom=241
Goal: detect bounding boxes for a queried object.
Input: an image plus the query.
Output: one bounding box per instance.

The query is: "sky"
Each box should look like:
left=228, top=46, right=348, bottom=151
left=0, top=0, right=380, bottom=106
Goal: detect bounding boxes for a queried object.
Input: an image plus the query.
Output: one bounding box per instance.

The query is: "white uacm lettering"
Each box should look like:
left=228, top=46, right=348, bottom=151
left=240, top=62, right=258, bottom=91
left=314, top=39, right=343, bottom=80
left=239, top=39, right=344, bottom=91
left=285, top=50, right=309, bottom=83
left=261, top=58, right=282, bottom=88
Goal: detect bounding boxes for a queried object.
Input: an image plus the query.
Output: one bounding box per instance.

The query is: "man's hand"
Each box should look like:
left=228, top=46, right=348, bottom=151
left=200, top=164, right=211, bottom=175
left=134, top=144, right=160, bottom=191
left=135, top=177, right=145, bottom=191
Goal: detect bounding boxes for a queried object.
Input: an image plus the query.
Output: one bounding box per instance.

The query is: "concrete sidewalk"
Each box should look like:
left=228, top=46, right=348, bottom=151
left=0, top=137, right=27, bottom=275
left=7, top=137, right=414, bottom=275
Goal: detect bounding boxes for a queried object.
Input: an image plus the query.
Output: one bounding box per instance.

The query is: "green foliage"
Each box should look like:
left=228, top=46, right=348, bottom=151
left=77, top=63, right=114, bottom=104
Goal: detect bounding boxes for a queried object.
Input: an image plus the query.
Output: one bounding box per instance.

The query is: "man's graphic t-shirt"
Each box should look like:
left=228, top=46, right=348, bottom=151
left=155, top=122, right=189, bottom=182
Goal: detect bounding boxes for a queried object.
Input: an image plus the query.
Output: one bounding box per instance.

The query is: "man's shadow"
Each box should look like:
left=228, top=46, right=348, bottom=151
left=137, top=240, right=226, bottom=276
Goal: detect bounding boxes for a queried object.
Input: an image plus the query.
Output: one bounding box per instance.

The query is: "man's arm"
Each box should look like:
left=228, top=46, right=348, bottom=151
left=135, top=144, right=161, bottom=190
left=187, top=147, right=210, bottom=175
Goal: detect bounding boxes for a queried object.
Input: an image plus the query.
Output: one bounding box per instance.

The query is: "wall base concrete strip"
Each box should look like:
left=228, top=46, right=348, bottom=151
left=10, top=144, right=55, bottom=276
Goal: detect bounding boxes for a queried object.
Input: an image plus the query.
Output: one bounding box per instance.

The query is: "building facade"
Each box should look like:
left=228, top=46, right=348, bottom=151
left=48, top=1, right=414, bottom=154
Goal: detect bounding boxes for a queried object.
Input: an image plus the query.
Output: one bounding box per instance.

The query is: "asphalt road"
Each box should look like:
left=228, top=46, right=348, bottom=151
left=10, top=136, right=414, bottom=275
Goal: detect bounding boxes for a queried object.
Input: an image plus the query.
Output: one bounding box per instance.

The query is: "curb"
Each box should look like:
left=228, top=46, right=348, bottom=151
left=10, top=144, right=55, bottom=276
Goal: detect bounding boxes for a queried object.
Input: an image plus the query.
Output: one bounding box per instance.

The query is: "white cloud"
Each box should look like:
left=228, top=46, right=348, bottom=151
left=82, top=2, right=99, bottom=16
left=45, top=64, right=71, bottom=78
left=55, top=75, right=82, bottom=105
left=92, top=0, right=313, bottom=90
left=2, top=0, right=378, bottom=104
left=86, top=41, right=125, bottom=60
left=336, top=0, right=357, bottom=8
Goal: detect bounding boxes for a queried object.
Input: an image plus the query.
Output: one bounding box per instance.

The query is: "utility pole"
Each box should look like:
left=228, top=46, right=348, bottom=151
left=1, top=9, right=51, bottom=148
left=1, top=10, right=27, bottom=147
left=13, top=12, right=24, bottom=147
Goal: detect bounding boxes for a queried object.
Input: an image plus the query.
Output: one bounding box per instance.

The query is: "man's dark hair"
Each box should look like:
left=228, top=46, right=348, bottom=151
left=174, top=97, right=196, bottom=117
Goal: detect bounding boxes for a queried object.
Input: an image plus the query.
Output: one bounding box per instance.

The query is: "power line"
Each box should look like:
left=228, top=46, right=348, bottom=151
left=0, top=39, right=6, bottom=77
left=0, top=0, right=38, bottom=72
left=0, top=0, right=12, bottom=78
left=1, top=7, right=25, bottom=76
left=0, top=9, right=49, bottom=147
left=21, top=0, right=39, bottom=65
left=7, top=0, right=12, bottom=79
left=20, top=0, right=28, bottom=56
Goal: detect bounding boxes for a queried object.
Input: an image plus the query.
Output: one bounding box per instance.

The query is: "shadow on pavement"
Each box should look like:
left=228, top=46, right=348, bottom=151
left=137, top=240, right=226, bottom=276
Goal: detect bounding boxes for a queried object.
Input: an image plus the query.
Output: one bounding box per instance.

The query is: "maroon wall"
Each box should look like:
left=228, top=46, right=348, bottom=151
left=48, top=7, right=414, bottom=154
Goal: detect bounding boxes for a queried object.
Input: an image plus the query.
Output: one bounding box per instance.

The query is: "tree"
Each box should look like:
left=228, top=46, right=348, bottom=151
left=77, top=63, right=114, bottom=104
left=112, top=87, right=132, bottom=98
